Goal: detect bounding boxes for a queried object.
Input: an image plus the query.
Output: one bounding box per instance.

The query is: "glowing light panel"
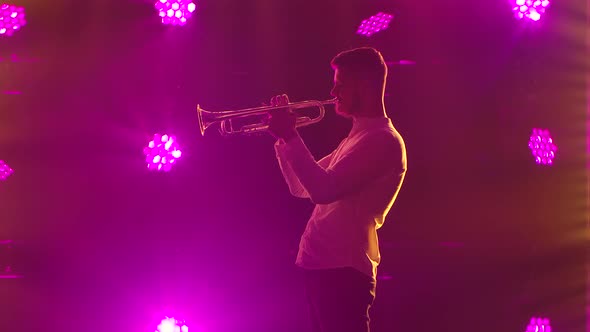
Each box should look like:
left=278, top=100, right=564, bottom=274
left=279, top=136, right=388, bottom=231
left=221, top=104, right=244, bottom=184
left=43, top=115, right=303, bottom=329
left=512, top=0, right=549, bottom=21
left=156, top=317, right=189, bottom=332
left=143, top=134, right=182, bottom=172
left=155, top=0, right=197, bottom=26
left=356, top=12, right=394, bottom=37
left=525, top=317, right=551, bottom=332
left=0, top=4, right=26, bottom=36
left=0, top=160, right=14, bottom=180
left=528, top=128, right=557, bottom=166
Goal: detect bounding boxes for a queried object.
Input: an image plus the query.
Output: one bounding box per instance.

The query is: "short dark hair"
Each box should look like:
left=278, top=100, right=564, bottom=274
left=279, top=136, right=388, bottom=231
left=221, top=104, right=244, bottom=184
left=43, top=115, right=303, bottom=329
left=330, top=47, right=387, bottom=89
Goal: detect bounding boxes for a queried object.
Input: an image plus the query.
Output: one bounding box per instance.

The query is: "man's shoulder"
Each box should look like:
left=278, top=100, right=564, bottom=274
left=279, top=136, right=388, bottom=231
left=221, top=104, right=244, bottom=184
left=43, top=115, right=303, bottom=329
left=344, top=128, right=404, bottom=159
left=359, top=125, right=403, bottom=143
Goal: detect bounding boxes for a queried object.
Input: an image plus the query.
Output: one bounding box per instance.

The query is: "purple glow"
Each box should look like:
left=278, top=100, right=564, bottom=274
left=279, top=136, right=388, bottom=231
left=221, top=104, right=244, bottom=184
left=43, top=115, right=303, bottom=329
left=0, top=160, right=14, bottom=180
left=377, top=274, right=393, bottom=281
left=143, top=134, right=182, bottom=172
left=386, top=60, right=417, bottom=66
left=0, top=54, right=40, bottom=63
left=356, top=12, right=394, bottom=37
left=512, top=0, right=549, bottom=21
left=528, top=128, right=557, bottom=166
left=156, top=317, right=189, bottom=332
left=525, top=317, right=551, bottom=332
left=0, top=4, right=26, bottom=36
left=155, top=0, right=197, bottom=26
left=0, top=239, right=21, bottom=278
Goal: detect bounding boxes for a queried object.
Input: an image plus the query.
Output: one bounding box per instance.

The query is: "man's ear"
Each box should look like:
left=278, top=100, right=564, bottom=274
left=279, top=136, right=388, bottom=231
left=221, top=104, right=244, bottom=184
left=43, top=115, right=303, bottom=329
left=357, top=78, right=373, bottom=93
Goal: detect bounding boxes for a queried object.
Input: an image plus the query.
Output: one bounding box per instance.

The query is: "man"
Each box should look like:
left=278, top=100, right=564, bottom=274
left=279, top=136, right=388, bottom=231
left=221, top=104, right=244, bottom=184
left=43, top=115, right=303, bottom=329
left=268, top=47, right=407, bottom=332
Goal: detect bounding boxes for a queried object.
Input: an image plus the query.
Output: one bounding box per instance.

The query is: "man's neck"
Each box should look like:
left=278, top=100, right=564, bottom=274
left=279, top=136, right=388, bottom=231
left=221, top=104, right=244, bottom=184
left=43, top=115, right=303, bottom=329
left=353, top=99, right=386, bottom=120
left=352, top=105, right=387, bottom=122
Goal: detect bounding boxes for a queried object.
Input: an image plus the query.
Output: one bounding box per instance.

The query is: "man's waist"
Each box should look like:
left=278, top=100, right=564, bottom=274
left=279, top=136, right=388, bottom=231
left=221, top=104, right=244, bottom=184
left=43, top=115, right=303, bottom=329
left=295, top=250, right=376, bottom=280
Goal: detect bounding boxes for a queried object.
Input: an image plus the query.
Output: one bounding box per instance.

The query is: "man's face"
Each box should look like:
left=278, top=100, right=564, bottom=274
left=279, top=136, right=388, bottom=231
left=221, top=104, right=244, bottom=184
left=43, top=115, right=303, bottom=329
left=330, top=69, right=359, bottom=118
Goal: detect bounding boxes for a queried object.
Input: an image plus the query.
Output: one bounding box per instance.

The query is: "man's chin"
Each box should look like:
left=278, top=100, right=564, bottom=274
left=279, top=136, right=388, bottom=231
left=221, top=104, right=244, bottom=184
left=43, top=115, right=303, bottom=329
left=336, top=109, right=352, bottom=118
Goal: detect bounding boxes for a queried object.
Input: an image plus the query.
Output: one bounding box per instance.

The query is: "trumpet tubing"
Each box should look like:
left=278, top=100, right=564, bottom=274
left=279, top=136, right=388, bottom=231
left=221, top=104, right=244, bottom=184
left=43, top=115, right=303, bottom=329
left=197, top=98, right=336, bottom=136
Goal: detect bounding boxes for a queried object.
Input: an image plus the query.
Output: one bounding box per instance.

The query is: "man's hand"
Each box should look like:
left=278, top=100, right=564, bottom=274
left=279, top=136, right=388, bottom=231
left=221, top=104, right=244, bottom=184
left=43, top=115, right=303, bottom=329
left=267, top=94, right=298, bottom=141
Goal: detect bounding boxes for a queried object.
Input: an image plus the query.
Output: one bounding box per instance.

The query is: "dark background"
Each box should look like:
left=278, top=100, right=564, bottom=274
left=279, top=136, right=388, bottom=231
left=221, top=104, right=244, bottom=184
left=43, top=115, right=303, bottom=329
left=0, top=0, right=587, bottom=331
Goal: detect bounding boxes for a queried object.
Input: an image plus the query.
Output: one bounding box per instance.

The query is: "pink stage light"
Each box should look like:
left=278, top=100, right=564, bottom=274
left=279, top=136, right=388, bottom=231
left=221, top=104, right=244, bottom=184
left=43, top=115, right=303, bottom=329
left=525, top=317, right=551, bottom=332
left=356, top=12, right=394, bottom=37
left=155, top=0, right=197, bottom=26
left=0, top=4, right=26, bottom=36
left=528, top=128, right=557, bottom=166
left=512, top=0, right=550, bottom=21
left=143, top=133, right=182, bottom=172
left=156, top=317, right=189, bottom=332
left=0, top=160, right=14, bottom=180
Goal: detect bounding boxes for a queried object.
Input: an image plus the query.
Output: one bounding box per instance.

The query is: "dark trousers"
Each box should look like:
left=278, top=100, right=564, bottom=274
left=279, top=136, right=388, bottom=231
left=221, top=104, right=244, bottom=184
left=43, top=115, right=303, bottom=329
left=302, top=267, right=376, bottom=332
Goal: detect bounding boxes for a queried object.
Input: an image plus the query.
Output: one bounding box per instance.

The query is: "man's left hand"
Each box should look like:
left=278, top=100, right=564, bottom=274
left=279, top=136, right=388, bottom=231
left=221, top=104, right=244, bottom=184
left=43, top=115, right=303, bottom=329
left=267, top=94, right=298, bottom=141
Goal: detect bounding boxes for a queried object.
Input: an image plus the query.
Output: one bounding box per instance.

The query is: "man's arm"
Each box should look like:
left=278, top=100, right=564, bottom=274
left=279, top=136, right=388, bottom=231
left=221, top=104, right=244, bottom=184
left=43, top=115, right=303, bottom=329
left=275, top=139, right=333, bottom=198
left=279, top=130, right=403, bottom=204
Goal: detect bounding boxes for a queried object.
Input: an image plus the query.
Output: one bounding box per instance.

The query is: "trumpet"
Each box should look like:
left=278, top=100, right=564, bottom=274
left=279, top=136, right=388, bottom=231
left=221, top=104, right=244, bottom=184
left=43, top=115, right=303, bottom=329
left=197, top=98, right=337, bottom=136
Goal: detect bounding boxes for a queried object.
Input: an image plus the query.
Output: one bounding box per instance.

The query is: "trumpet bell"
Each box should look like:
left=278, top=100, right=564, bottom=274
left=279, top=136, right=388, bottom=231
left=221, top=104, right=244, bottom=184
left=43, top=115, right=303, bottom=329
left=196, top=104, right=211, bottom=136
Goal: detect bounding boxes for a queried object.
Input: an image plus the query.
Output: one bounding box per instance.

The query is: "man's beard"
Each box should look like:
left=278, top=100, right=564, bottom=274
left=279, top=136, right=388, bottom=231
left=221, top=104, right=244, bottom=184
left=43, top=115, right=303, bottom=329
left=337, top=95, right=361, bottom=118
left=335, top=103, right=352, bottom=118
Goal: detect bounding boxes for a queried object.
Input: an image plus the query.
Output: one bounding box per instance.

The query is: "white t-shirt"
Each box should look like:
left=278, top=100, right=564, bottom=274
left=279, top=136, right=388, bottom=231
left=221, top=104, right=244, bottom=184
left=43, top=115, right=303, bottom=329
left=274, top=116, right=407, bottom=280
